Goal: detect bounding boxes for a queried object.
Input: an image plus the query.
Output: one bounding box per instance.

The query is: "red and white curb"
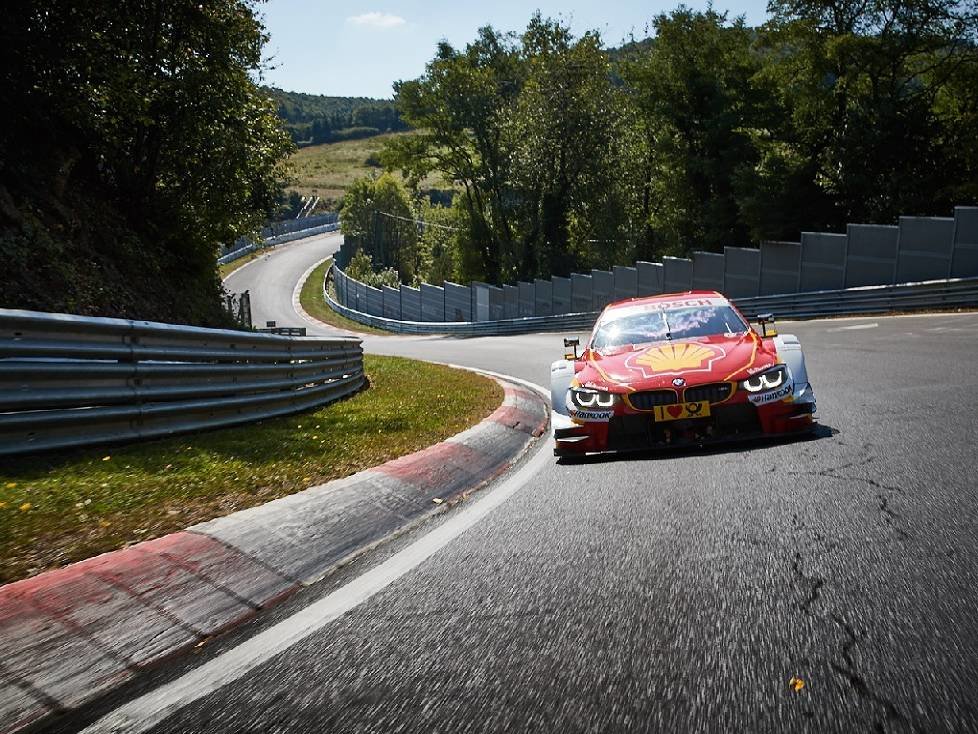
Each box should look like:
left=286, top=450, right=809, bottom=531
left=0, top=377, right=548, bottom=734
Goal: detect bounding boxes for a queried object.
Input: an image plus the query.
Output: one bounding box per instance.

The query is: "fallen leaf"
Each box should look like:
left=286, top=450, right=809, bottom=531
left=5, top=482, right=16, bottom=489
left=102, top=456, right=111, bottom=462
left=432, top=498, right=444, bottom=505
left=0, top=502, right=7, bottom=509
left=19, top=502, right=32, bottom=512
left=789, top=676, right=805, bottom=692
left=99, top=519, right=111, bottom=528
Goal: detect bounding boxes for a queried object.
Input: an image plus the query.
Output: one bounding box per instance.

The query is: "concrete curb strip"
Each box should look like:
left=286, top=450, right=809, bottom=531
left=0, top=376, right=549, bottom=734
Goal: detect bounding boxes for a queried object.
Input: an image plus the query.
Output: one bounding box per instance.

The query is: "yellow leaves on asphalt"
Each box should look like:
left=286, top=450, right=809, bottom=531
left=789, top=676, right=805, bottom=692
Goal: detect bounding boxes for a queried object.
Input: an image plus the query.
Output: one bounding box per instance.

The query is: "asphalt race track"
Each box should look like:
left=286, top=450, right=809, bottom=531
left=62, top=236, right=978, bottom=733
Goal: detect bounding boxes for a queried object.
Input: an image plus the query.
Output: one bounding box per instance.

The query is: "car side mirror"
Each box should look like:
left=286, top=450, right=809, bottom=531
left=757, top=313, right=778, bottom=338
left=564, top=337, right=580, bottom=361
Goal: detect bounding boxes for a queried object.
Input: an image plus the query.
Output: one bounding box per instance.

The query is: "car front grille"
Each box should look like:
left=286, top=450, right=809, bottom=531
left=628, top=390, right=679, bottom=410
left=683, top=383, right=733, bottom=404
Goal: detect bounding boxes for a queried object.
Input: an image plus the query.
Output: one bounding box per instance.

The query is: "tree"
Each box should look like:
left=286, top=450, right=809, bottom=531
left=384, top=26, right=524, bottom=283
left=0, top=0, right=294, bottom=324
left=340, top=174, right=418, bottom=282
left=740, top=0, right=978, bottom=236
left=622, top=8, right=762, bottom=253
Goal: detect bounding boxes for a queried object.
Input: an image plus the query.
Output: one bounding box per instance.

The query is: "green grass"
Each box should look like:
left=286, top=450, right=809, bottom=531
left=0, top=356, right=502, bottom=584
left=299, top=258, right=393, bottom=335
left=289, top=131, right=440, bottom=209
left=218, top=248, right=266, bottom=280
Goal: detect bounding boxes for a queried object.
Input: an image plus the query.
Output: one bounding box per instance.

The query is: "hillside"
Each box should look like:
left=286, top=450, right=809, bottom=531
left=289, top=131, right=442, bottom=209
left=265, top=87, right=410, bottom=146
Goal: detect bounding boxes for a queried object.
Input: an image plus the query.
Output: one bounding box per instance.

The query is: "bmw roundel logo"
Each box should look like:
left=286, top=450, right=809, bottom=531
left=672, top=377, right=686, bottom=387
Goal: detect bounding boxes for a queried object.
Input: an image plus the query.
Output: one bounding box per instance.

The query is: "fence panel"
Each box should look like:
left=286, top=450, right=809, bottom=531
left=401, top=285, right=422, bottom=321
left=571, top=274, right=593, bottom=313
left=951, top=207, right=978, bottom=278
left=534, top=279, right=553, bottom=317
left=552, top=277, right=572, bottom=315
left=800, top=232, right=847, bottom=291
left=896, top=216, right=955, bottom=282
left=591, top=270, right=613, bottom=311
left=692, top=252, right=725, bottom=291
left=845, top=224, right=899, bottom=287
left=613, top=266, right=638, bottom=302
left=420, top=284, right=445, bottom=322
left=637, top=261, right=664, bottom=296
left=382, top=286, right=401, bottom=320
left=760, top=241, right=802, bottom=295
left=444, top=282, right=472, bottom=322
left=663, top=257, right=693, bottom=293
left=723, top=247, right=760, bottom=298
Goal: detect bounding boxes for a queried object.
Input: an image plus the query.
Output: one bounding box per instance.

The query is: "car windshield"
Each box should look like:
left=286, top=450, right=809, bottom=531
left=591, top=305, right=748, bottom=350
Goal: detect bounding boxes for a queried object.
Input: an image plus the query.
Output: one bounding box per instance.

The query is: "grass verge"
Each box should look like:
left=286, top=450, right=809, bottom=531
left=218, top=248, right=267, bottom=280
left=0, top=356, right=503, bottom=584
left=299, top=258, right=393, bottom=335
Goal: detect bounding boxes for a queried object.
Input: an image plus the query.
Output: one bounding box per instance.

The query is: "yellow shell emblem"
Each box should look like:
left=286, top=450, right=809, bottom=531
left=634, top=343, right=720, bottom=373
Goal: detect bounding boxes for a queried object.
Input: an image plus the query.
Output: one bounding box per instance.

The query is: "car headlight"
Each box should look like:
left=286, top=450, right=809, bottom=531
left=569, top=388, right=618, bottom=409
left=741, top=365, right=789, bottom=393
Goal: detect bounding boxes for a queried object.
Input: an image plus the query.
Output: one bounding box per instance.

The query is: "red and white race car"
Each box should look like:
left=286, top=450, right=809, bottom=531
left=551, top=291, right=817, bottom=457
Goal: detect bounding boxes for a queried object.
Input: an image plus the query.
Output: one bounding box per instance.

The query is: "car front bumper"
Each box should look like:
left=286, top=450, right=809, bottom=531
left=553, top=383, right=817, bottom=457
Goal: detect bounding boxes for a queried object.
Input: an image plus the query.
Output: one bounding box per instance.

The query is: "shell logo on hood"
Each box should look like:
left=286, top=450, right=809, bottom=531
left=626, top=342, right=725, bottom=378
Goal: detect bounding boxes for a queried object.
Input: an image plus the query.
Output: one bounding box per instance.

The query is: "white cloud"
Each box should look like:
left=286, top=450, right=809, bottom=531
left=346, top=12, right=407, bottom=29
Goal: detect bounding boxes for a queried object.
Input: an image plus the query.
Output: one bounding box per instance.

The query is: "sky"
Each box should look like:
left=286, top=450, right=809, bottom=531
left=256, top=0, right=771, bottom=99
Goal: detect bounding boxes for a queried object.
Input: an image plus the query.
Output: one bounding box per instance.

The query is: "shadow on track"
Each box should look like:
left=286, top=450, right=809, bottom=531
left=555, top=423, right=838, bottom=466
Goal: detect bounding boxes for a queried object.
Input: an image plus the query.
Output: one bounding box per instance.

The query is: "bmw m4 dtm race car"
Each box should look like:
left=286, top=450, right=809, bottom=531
left=550, top=291, right=817, bottom=457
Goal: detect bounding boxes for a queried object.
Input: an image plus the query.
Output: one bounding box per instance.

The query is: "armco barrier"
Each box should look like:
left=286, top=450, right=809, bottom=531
left=325, top=267, right=978, bottom=336
left=218, top=213, right=340, bottom=266
left=0, top=309, right=364, bottom=457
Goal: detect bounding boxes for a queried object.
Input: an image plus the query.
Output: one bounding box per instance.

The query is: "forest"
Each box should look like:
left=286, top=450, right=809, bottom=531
left=268, top=88, right=410, bottom=145
left=343, top=2, right=978, bottom=288
left=0, top=0, right=292, bottom=325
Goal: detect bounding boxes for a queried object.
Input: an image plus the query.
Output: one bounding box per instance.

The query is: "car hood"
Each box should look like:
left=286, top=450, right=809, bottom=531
left=576, top=332, right=777, bottom=391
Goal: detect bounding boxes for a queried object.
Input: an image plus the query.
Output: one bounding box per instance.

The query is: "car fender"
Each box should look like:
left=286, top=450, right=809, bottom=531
left=774, top=333, right=814, bottom=401
left=550, top=359, right=576, bottom=415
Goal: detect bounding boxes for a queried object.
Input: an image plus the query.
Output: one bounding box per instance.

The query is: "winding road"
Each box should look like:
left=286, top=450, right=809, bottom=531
left=59, top=234, right=978, bottom=733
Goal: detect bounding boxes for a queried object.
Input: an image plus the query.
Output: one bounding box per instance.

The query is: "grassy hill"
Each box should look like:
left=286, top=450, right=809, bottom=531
left=289, top=131, right=442, bottom=210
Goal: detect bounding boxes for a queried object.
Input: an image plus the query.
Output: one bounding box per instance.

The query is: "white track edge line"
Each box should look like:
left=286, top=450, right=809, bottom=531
left=82, top=376, right=552, bottom=734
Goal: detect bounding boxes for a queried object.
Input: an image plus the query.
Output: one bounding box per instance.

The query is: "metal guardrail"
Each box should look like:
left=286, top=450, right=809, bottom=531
left=218, top=219, right=341, bottom=266
left=0, top=308, right=364, bottom=457
left=324, top=266, right=978, bottom=336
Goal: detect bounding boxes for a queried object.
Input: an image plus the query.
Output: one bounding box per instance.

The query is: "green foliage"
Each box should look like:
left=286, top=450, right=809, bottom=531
left=382, top=6, right=977, bottom=285
left=266, top=88, right=410, bottom=145
left=0, top=0, right=294, bottom=325
left=345, top=249, right=401, bottom=289
left=341, top=174, right=417, bottom=282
